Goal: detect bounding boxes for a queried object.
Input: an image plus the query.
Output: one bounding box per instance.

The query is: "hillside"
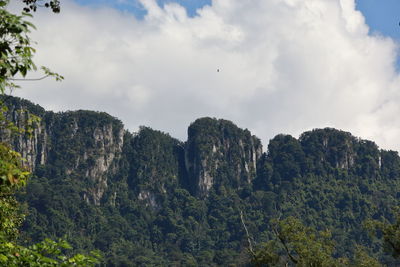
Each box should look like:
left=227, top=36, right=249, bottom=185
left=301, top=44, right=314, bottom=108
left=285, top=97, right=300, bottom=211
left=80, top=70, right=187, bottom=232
left=2, top=96, right=400, bottom=266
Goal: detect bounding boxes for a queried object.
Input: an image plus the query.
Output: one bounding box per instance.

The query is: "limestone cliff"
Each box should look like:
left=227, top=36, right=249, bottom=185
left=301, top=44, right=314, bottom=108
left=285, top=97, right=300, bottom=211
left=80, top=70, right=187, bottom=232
left=4, top=96, right=400, bottom=266
left=0, top=97, right=47, bottom=169
left=299, top=128, right=381, bottom=177
left=185, top=117, right=262, bottom=197
left=1, top=97, right=125, bottom=206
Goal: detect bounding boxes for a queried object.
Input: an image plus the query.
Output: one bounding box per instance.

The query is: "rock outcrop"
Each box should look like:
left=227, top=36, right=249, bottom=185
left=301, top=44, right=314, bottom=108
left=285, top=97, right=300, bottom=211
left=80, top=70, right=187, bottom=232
left=4, top=96, right=400, bottom=266
left=4, top=97, right=388, bottom=206
left=1, top=97, right=125, bottom=205
left=299, top=128, right=381, bottom=177
left=185, top=118, right=262, bottom=197
left=0, top=97, right=47, bottom=169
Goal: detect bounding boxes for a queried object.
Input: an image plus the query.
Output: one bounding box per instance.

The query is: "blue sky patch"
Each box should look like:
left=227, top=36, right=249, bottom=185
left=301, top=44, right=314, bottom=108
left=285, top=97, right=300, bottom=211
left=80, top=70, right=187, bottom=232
left=73, top=0, right=400, bottom=41
left=73, top=0, right=211, bottom=18
left=355, top=0, right=400, bottom=41
left=355, top=0, right=400, bottom=70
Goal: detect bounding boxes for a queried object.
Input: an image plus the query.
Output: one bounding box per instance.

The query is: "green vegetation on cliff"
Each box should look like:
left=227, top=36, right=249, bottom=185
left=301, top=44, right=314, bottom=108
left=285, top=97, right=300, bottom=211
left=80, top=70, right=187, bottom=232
left=2, top=97, right=400, bottom=266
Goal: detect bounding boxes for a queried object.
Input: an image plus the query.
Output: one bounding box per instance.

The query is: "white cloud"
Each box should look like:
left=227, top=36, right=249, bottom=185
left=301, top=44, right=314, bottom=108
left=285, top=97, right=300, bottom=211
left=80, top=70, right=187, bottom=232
left=13, top=0, right=400, bottom=151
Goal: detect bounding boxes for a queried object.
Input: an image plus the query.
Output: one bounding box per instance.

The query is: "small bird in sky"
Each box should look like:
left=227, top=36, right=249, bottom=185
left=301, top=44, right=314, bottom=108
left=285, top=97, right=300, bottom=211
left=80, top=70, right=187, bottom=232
left=217, top=69, right=220, bottom=72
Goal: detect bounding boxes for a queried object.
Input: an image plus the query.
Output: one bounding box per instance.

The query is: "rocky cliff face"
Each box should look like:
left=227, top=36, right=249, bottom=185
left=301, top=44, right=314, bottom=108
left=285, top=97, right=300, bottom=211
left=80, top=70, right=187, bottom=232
left=1, top=97, right=125, bottom=205
left=2, top=98, right=265, bottom=202
left=300, top=128, right=357, bottom=170
left=4, top=97, right=388, bottom=206
left=299, top=128, right=381, bottom=177
left=0, top=97, right=47, bottom=169
left=5, top=96, right=400, bottom=266
left=264, top=128, right=384, bottom=184
left=47, top=113, right=125, bottom=206
left=185, top=118, right=263, bottom=197
left=80, top=120, right=124, bottom=205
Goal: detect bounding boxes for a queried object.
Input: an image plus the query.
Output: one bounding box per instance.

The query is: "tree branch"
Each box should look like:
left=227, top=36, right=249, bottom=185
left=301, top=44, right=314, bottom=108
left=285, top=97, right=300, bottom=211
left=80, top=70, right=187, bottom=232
left=240, top=210, right=254, bottom=256
left=10, top=74, right=49, bottom=81
left=273, top=226, right=298, bottom=264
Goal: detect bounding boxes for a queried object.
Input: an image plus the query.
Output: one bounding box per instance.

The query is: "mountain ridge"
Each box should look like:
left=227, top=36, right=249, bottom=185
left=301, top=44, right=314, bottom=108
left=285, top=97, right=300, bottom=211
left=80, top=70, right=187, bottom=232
left=2, top=95, right=400, bottom=266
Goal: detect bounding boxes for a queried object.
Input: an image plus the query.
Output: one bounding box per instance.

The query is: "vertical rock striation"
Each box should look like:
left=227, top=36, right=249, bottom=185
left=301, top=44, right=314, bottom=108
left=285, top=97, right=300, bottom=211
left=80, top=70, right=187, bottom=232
left=0, top=97, right=47, bottom=170
left=1, top=97, right=125, bottom=205
left=185, top=117, right=262, bottom=197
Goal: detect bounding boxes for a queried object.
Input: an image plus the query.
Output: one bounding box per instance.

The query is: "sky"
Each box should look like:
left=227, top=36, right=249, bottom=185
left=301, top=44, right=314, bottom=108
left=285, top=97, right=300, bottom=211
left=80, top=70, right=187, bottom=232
left=9, top=0, right=400, bottom=151
left=356, top=0, right=400, bottom=41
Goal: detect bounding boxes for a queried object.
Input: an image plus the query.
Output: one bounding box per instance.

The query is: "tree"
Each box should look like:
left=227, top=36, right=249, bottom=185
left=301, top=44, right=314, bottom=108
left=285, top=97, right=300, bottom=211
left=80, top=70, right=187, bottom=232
left=0, top=1, right=100, bottom=265
left=0, top=0, right=62, bottom=94
left=0, top=143, right=29, bottom=241
left=252, top=216, right=339, bottom=266
left=0, top=140, right=101, bottom=265
left=366, top=208, right=400, bottom=260
left=21, top=0, right=61, bottom=13
left=252, top=216, right=381, bottom=267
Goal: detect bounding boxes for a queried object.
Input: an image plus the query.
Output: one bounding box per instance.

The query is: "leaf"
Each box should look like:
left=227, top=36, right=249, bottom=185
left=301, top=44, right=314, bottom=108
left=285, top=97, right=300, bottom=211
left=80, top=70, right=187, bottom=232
left=0, top=254, right=7, bottom=262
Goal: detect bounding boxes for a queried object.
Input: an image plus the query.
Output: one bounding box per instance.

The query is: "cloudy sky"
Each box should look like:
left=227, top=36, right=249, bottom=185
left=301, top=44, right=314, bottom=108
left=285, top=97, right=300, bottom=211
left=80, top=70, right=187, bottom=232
left=9, top=0, right=400, bottom=151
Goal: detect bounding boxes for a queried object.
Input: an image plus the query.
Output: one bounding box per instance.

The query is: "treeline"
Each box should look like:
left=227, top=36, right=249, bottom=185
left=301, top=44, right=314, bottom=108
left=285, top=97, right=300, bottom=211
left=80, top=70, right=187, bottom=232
left=3, top=96, right=399, bottom=266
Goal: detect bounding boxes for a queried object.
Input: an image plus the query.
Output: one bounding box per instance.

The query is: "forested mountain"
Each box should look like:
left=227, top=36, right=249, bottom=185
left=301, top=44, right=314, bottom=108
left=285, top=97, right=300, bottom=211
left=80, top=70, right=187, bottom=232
left=2, top=96, right=400, bottom=266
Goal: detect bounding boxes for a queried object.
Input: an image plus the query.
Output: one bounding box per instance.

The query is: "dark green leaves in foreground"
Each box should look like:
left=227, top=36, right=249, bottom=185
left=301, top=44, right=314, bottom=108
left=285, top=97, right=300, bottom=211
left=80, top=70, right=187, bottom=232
left=0, top=140, right=101, bottom=266
left=252, top=216, right=381, bottom=267
left=0, top=1, right=36, bottom=92
left=0, top=238, right=100, bottom=266
left=366, top=208, right=400, bottom=260
left=0, top=0, right=63, bottom=93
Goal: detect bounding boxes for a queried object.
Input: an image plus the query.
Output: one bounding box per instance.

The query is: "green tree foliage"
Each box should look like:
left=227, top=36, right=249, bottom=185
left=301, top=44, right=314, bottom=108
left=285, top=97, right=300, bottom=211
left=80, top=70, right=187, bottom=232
left=0, top=143, right=29, bottom=241
left=1, top=0, right=399, bottom=265
left=0, top=0, right=36, bottom=92
left=0, top=238, right=100, bottom=266
left=0, top=138, right=101, bottom=265
left=21, top=0, right=61, bottom=13
left=366, top=208, right=400, bottom=260
left=267, top=134, right=305, bottom=184
left=128, top=126, right=182, bottom=195
left=3, top=98, right=400, bottom=265
left=0, top=1, right=100, bottom=265
left=252, top=217, right=338, bottom=266
left=0, top=0, right=62, bottom=93
left=252, top=216, right=381, bottom=267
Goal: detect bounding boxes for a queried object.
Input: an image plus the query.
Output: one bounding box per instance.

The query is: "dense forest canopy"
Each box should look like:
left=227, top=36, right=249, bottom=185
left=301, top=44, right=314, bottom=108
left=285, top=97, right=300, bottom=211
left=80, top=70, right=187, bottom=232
left=2, top=0, right=400, bottom=266
left=0, top=96, right=399, bottom=266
